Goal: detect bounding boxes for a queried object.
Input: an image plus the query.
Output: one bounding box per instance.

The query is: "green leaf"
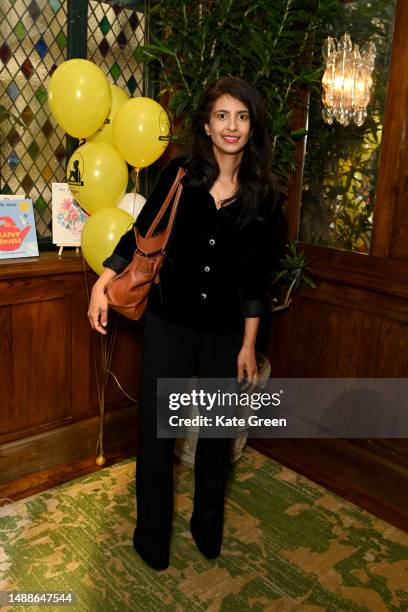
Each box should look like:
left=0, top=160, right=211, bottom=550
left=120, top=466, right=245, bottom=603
left=290, top=128, right=308, bottom=138
left=302, top=275, right=316, bottom=288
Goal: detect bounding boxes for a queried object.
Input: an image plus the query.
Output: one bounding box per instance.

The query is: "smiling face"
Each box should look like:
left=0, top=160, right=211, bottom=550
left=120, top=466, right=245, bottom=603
left=204, top=94, right=251, bottom=160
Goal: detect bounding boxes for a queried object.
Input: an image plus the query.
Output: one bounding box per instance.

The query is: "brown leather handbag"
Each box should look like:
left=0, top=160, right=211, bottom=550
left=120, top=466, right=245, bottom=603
left=105, top=167, right=185, bottom=320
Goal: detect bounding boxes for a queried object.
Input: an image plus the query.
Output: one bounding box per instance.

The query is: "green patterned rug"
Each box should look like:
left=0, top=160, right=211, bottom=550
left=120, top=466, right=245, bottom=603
left=1, top=447, right=407, bottom=612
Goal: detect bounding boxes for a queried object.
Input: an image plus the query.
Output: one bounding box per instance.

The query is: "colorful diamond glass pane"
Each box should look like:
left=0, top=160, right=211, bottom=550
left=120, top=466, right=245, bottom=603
left=49, top=0, right=61, bottom=12
left=14, top=21, right=26, bottom=42
left=41, top=165, right=53, bottom=182
left=21, top=58, right=34, bottom=79
left=22, top=174, right=34, bottom=193
left=118, top=31, right=127, bottom=48
left=55, top=143, right=65, bottom=160
left=35, top=196, right=47, bottom=214
left=7, top=128, right=20, bottom=146
left=28, top=140, right=40, bottom=160
left=127, top=75, right=137, bottom=94
left=7, top=82, right=19, bottom=101
left=8, top=152, right=20, bottom=171
left=28, top=0, right=40, bottom=21
left=110, top=62, right=121, bottom=81
left=22, top=105, right=34, bottom=125
left=99, top=38, right=109, bottom=57
left=42, top=119, right=53, bottom=137
left=128, top=13, right=139, bottom=31
left=0, top=43, right=12, bottom=64
left=99, top=16, right=110, bottom=35
left=35, top=38, right=48, bottom=59
left=0, top=185, right=12, bottom=195
left=56, top=31, right=66, bottom=51
left=35, top=85, right=48, bottom=105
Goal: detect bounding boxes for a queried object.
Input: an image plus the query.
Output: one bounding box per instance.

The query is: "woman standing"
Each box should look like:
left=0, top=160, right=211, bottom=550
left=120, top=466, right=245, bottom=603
left=88, top=76, right=282, bottom=570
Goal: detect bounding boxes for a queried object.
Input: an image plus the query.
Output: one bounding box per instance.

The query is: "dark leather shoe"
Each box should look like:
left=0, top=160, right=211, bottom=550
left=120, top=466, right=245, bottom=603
left=132, top=528, right=169, bottom=571
left=189, top=517, right=221, bottom=559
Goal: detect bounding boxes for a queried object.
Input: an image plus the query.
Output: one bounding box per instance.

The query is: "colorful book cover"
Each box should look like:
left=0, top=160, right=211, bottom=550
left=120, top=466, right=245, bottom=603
left=0, top=197, right=39, bottom=259
left=52, top=183, right=88, bottom=247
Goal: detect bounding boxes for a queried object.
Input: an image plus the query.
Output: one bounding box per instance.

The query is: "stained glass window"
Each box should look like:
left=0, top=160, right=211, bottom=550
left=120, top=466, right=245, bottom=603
left=0, top=0, right=68, bottom=243
left=87, top=1, right=146, bottom=193
left=88, top=1, right=145, bottom=98
left=0, top=0, right=147, bottom=245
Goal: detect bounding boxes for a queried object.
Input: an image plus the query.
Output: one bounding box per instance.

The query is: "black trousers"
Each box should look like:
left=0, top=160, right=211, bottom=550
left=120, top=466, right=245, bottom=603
left=134, top=310, right=244, bottom=567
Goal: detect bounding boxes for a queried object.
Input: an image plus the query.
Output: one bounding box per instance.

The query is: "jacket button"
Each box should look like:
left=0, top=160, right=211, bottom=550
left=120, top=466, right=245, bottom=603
left=200, top=292, right=207, bottom=299
left=209, top=238, right=215, bottom=245
left=204, top=265, right=210, bottom=272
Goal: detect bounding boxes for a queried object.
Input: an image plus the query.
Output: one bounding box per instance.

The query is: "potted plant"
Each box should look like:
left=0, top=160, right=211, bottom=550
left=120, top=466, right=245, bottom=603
left=268, top=240, right=316, bottom=312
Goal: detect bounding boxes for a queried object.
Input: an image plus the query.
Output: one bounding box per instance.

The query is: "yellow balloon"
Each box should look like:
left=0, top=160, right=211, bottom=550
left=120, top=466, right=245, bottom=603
left=112, top=97, right=170, bottom=168
left=67, top=142, right=128, bottom=214
left=48, top=59, right=111, bottom=138
left=88, top=84, right=130, bottom=145
left=81, top=207, right=134, bottom=275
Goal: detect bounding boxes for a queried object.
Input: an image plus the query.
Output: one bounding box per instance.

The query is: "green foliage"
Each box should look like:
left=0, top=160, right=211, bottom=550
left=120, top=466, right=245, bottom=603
left=269, top=241, right=315, bottom=311
left=139, top=0, right=342, bottom=186
left=274, top=241, right=315, bottom=287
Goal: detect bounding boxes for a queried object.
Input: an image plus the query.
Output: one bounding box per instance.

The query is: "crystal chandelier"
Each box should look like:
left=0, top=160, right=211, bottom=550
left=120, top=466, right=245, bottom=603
left=322, top=33, right=376, bottom=127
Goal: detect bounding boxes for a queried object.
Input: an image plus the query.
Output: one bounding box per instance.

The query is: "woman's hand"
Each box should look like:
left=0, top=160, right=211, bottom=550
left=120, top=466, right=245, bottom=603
left=87, top=268, right=117, bottom=335
left=88, top=283, right=109, bottom=335
left=237, top=317, right=260, bottom=390
left=237, top=345, right=258, bottom=391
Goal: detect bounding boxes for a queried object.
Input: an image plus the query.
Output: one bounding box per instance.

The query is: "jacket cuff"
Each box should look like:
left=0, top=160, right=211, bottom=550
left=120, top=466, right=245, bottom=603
left=102, top=253, right=130, bottom=274
left=242, top=299, right=265, bottom=317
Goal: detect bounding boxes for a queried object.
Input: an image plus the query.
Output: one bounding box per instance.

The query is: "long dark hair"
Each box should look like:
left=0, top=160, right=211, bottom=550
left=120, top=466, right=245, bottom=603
left=185, top=76, right=278, bottom=227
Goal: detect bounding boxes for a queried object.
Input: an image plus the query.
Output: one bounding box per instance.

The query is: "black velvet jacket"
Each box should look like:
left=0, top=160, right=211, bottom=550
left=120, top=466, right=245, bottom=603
left=103, top=158, right=282, bottom=332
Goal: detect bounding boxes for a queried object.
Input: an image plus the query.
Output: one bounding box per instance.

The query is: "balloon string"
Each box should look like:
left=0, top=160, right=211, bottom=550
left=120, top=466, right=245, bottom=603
left=132, top=191, right=137, bottom=219
left=133, top=168, right=140, bottom=219
left=135, top=167, right=140, bottom=194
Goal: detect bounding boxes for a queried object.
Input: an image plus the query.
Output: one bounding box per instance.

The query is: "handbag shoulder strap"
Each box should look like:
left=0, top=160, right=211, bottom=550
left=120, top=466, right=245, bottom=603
left=134, top=166, right=185, bottom=255
left=146, top=166, right=185, bottom=239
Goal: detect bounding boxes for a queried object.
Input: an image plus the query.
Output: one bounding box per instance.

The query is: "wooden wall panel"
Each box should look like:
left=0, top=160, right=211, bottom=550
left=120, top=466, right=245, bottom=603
left=0, top=254, right=141, bottom=451
left=0, top=405, right=137, bottom=486
left=0, top=305, right=14, bottom=429
left=70, top=292, right=98, bottom=418
left=0, top=273, right=84, bottom=306
left=265, top=290, right=408, bottom=377
left=377, top=318, right=408, bottom=377
left=0, top=298, right=72, bottom=436
left=105, top=315, right=143, bottom=409
left=259, top=278, right=408, bottom=530
left=264, top=296, right=383, bottom=377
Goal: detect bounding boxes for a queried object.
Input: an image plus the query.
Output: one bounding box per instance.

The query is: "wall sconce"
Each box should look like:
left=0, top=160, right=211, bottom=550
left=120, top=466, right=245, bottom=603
left=322, top=33, right=376, bottom=127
